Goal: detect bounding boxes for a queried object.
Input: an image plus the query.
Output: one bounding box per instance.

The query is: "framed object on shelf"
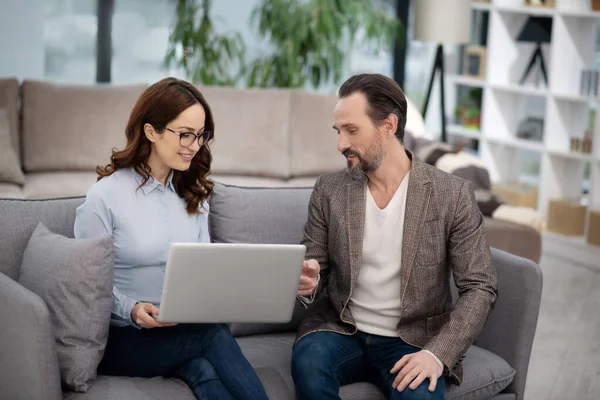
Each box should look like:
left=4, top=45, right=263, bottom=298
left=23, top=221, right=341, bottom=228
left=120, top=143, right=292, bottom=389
left=523, top=0, right=555, bottom=7
left=462, top=46, right=487, bottom=80
left=593, top=0, right=600, bottom=12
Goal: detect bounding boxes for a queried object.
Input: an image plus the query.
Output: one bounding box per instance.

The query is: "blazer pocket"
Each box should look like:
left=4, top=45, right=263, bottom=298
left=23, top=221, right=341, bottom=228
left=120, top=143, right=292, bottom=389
left=426, top=311, right=452, bottom=338
left=415, top=219, right=447, bottom=266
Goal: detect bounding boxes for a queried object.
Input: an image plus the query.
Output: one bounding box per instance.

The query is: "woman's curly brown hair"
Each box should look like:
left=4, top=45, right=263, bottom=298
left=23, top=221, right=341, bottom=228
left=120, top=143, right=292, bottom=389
left=96, top=77, right=214, bottom=214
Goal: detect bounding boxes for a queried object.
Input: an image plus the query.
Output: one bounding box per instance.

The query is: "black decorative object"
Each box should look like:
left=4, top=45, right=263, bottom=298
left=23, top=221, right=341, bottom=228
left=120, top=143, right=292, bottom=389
left=517, top=16, right=553, bottom=86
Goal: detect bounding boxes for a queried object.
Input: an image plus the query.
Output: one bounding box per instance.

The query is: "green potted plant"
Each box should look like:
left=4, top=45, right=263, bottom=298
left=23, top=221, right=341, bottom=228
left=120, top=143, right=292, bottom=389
left=245, top=0, right=404, bottom=89
left=165, top=0, right=403, bottom=89
left=455, top=88, right=482, bottom=129
left=165, top=0, right=247, bottom=86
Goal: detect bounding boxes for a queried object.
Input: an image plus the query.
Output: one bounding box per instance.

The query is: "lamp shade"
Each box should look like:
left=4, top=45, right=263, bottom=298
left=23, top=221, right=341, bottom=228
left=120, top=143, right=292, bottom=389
left=517, top=17, right=552, bottom=43
left=414, top=0, right=473, bottom=44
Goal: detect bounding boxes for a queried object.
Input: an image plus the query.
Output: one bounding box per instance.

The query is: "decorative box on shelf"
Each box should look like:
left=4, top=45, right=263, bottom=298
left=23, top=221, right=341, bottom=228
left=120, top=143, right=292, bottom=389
left=547, top=199, right=587, bottom=236
left=492, top=183, right=538, bottom=209
left=587, top=210, right=600, bottom=247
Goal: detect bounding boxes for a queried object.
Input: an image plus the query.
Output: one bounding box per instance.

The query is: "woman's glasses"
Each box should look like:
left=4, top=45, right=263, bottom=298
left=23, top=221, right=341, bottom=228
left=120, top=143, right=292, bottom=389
left=163, top=127, right=212, bottom=148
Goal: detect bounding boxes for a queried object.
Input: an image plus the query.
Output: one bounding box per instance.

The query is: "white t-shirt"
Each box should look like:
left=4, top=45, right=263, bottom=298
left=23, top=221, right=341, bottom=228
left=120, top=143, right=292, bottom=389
left=348, top=171, right=410, bottom=337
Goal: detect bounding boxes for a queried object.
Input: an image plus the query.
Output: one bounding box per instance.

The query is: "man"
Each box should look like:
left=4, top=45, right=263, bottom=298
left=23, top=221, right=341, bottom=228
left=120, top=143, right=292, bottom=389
left=293, top=73, right=497, bottom=400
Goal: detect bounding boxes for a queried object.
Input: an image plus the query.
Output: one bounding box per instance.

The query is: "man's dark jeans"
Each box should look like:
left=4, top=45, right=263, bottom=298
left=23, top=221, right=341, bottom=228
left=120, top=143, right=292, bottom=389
left=292, top=331, right=446, bottom=400
left=99, top=323, right=269, bottom=400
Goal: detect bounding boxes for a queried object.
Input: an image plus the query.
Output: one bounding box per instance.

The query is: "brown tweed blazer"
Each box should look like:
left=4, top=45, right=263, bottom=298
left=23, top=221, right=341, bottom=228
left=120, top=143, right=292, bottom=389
left=296, top=152, right=498, bottom=384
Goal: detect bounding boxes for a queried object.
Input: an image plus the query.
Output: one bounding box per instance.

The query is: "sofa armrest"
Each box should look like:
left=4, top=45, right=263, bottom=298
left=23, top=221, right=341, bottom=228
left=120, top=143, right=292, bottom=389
left=474, top=248, right=543, bottom=400
left=0, top=273, right=62, bottom=400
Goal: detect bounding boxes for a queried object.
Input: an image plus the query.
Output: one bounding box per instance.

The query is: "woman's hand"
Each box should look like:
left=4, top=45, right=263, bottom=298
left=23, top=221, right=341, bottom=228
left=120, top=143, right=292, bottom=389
left=131, top=302, right=177, bottom=328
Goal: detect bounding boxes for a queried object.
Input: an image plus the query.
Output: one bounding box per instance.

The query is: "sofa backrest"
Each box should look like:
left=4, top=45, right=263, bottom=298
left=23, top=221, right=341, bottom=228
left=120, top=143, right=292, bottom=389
left=21, top=81, right=147, bottom=173
left=0, top=196, right=85, bottom=279
left=199, top=85, right=344, bottom=179
left=15, top=80, right=344, bottom=180
left=0, top=78, right=427, bottom=187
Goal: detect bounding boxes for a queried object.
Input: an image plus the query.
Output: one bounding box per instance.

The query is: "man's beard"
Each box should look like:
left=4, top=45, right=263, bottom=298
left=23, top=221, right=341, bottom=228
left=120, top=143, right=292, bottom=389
left=342, top=138, right=385, bottom=174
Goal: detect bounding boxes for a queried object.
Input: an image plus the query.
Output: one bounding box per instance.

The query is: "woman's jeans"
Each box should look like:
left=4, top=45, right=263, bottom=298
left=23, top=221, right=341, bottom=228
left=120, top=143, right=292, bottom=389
left=98, top=323, right=269, bottom=400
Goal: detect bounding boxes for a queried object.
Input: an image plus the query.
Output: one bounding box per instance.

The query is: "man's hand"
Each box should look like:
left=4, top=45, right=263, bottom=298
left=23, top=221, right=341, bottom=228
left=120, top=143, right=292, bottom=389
left=390, top=351, right=443, bottom=393
left=297, top=259, right=320, bottom=297
left=131, top=302, right=177, bottom=329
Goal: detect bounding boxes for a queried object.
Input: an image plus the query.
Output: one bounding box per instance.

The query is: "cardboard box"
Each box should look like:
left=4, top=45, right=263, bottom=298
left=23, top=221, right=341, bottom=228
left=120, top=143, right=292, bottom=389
left=547, top=199, right=587, bottom=236
left=493, top=183, right=538, bottom=209
left=587, top=210, right=600, bottom=247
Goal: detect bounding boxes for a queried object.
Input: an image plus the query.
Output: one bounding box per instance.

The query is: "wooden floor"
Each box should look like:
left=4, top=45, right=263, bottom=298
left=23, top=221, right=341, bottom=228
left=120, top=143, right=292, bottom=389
left=524, top=253, right=600, bottom=400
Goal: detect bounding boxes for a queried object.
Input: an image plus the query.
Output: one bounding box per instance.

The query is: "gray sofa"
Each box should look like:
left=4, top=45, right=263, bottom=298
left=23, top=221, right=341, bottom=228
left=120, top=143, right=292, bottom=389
left=0, top=182, right=543, bottom=400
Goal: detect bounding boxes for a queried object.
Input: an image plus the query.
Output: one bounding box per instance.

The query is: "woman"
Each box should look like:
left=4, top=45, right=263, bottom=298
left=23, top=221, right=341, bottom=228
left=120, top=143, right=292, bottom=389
left=74, top=77, right=270, bottom=400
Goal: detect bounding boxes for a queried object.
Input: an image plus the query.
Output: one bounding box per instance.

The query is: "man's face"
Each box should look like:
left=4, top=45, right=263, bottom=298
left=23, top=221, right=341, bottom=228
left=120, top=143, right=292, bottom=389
left=333, top=92, right=386, bottom=174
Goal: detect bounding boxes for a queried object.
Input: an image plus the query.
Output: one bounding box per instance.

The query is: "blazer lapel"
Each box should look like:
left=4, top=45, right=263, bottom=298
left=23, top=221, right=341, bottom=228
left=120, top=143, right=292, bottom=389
left=346, top=172, right=367, bottom=290
left=400, top=158, right=432, bottom=299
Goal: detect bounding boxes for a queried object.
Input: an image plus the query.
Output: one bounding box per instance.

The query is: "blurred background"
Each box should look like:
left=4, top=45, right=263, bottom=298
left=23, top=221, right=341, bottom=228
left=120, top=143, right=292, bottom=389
left=1, top=1, right=600, bottom=398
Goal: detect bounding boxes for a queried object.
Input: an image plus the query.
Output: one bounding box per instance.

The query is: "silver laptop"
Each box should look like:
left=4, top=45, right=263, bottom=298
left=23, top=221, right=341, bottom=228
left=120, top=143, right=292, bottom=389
left=156, top=242, right=307, bottom=324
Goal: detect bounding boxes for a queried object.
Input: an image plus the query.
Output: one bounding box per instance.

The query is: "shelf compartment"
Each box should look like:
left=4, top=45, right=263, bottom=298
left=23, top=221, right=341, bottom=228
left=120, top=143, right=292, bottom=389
left=487, top=10, right=554, bottom=87
left=538, top=154, right=591, bottom=216
left=545, top=97, right=593, bottom=157
left=483, top=88, right=547, bottom=143
left=481, top=139, right=542, bottom=186
left=549, top=14, right=597, bottom=95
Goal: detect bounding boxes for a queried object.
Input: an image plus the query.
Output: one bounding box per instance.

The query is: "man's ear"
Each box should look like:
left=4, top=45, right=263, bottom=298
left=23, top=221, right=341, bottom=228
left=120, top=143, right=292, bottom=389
left=385, top=114, right=399, bottom=138
left=143, top=123, right=156, bottom=143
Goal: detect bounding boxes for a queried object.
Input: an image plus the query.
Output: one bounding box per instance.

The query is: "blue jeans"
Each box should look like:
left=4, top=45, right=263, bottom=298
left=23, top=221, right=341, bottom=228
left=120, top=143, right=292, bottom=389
left=98, top=323, right=269, bottom=400
left=292, top=331, right=446, bottom=400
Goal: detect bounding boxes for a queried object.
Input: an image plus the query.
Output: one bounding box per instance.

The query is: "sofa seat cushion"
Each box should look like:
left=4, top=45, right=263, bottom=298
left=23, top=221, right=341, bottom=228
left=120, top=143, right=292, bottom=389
left=62, top=366, right=292, bottom=400
left=24, top=171, right=98, bottom=199
left=0, top=183, right=24, bottom=199
left=236, top=333, right=515, bottom=400
left=63, top=375, right=196, bottom=400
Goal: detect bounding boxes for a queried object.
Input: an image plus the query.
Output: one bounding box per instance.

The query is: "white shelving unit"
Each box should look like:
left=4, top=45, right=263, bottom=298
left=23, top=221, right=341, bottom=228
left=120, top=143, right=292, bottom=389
left=444, top=0, right=600, bottom=266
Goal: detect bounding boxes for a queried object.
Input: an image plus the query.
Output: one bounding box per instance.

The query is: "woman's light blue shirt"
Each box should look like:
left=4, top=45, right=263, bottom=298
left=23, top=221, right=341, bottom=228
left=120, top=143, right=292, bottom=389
left=74, top=168, right=210, bottom=327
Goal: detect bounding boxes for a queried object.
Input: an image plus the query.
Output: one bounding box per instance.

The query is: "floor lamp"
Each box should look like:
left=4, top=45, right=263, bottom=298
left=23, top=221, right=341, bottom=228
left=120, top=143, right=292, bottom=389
left=414, top=0, right=472, bottom=143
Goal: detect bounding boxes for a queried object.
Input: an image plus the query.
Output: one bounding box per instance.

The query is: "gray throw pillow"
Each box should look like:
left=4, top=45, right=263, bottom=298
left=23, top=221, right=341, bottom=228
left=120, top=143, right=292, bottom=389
left=18, top=222, right=114, bottom=393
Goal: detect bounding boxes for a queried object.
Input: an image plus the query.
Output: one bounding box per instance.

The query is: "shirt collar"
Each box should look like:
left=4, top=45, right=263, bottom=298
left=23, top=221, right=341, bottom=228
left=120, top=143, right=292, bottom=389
left=134, top=169, right=175, bottom=195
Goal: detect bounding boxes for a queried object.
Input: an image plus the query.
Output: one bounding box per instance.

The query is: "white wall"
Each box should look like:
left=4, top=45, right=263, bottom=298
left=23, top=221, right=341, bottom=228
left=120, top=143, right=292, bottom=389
left=0, top=0, right=45, bottom=80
